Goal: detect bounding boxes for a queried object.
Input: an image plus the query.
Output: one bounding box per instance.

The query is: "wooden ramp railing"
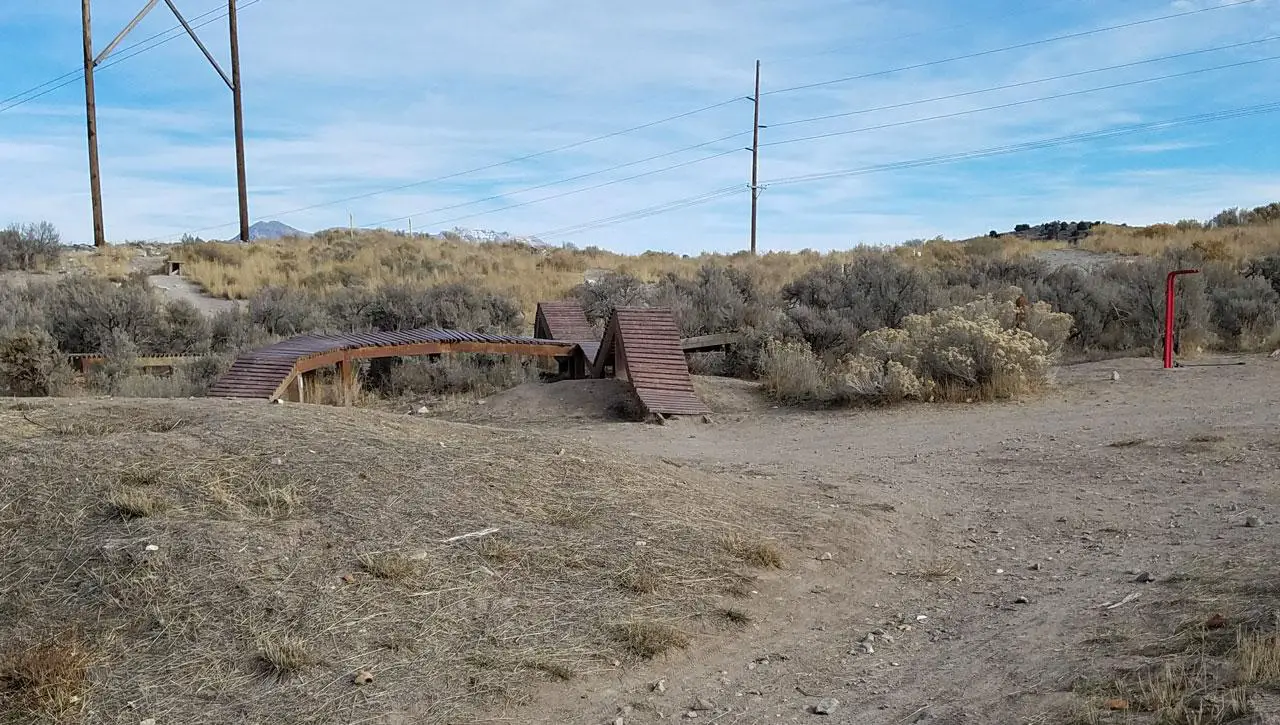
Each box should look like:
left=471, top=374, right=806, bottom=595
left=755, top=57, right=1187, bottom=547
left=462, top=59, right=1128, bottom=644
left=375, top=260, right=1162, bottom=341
left=208, top=328, right=577, bottom=402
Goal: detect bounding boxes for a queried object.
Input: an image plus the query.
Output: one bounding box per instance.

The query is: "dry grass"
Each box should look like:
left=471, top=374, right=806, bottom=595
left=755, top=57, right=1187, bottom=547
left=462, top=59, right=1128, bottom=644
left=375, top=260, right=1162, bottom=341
left=720, top=532, right=785, bottom=569
left=106, top=485, right=169, bottom=519
left=1237, top=632, right=1280, bottom=687
left=174, top=230, right=1000, bottom=321
left=1081, top=221, right=1280, bottom=261
left=0, top=398, right=799, bottom=724
left=0, top=630, right=93, bottom=720
left=357, top=551, right=418, bottom=581
left=257, top=635, right=315, bottom=678
left=1063, top=553, right=1280, bottom=725
left=613, top=620, right=691, bottom=659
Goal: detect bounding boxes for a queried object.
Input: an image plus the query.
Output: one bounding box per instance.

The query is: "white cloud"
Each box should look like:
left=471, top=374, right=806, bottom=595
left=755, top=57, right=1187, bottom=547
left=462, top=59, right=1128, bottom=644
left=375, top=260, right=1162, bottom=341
left=0, top=0, right=1276, bottom=250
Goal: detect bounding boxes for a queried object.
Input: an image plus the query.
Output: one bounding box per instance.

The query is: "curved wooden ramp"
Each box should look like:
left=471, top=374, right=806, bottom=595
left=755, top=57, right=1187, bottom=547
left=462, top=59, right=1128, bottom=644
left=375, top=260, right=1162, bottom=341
left=592, top=307, right=710, bottom=417
left=534, top=301, right=601, bottom=374
left=209, top=328, right=577, bottom=401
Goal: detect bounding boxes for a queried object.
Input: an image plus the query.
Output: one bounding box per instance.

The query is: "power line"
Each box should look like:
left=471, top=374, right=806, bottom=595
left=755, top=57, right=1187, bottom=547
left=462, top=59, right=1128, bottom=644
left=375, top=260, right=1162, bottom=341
left=366, top=147, right=744, bottom=231
left=763, top=0, right=1260, bottom=97
left=768, top=35, right=1280, bottom=130
left=531, top=185, right=743, bottom=239
left=531, top=100, right=1280, bottom=240
left=0, top=3, right=225, bottom=109
left=770, top=1, right=1055, bottom=64
left=367, top=50, right=1278, bottom=232
left=0, top=1, right=260, bottom=116
left=169, top=97, right=749, bottom=239
left=153, top=0, right=1259, bottom=239
left=762, top=52, right=1280, bottom=148
left=361, top=131, right=748, bottom=228
left=765, top=101, right=1280, bottom=186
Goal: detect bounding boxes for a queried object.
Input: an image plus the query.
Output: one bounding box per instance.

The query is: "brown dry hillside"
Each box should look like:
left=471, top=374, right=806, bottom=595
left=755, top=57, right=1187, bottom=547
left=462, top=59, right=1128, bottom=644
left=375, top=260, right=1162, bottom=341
left=0, top=399, right=804, bottom=725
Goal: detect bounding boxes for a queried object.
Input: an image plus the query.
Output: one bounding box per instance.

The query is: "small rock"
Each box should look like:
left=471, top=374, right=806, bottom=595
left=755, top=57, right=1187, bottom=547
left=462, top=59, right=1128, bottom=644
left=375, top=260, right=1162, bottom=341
left=1029, top=562, right=1042, bottom=571
left=144, top=544, right=159, bottom=552
left=692, top=697, right=715, bottom=711
left=684, top=711, right=698, bottom=720
left=612, top=718, right=625, bottom=725
left=353, top=669, right=374, bottom=685
left=818, top=552, right=834, bottom=561
left=1015, top=596, right=1030, bottom=604
left=141, top=720, right=156, bottom=725
left=652, top=679, right=667, bottom=694
left=995, top=568, right=1005, bottom=574
left=1133, top=571, right=1155, bottom=583
left=273, top=399, right=285, bottom=405
left=812, top=698, right=840, bottom=715
left=859, top=642, right=874, bottom=654
left=1110, top=370, right=1121, bottom=382
left=1246, top=515, right=1263, bottom=528
left=915, top=615, right=928, bottom=622
left=415, top=406, right=429, bottom=415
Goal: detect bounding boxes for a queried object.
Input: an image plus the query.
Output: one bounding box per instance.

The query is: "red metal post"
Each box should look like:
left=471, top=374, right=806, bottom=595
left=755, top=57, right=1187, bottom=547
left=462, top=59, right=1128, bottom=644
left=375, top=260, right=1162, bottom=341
left=1164, top=269, right=1199, bottom=369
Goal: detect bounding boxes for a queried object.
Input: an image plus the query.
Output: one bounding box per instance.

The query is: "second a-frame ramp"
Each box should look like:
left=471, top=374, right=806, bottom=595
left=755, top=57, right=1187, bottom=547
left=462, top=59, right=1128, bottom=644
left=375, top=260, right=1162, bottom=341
left=593, top=307, right=710, bottom=417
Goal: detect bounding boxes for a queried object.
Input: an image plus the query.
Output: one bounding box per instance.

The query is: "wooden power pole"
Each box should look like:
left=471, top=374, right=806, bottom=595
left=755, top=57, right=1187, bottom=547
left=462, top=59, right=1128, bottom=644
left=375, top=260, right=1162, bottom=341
left=228, top=0, right=250, bottom=243
left=749, top=59, right=761, bottom=256
left=79, top=0, right=251, bottom=245
left=81, top=0, right=107, bottom=248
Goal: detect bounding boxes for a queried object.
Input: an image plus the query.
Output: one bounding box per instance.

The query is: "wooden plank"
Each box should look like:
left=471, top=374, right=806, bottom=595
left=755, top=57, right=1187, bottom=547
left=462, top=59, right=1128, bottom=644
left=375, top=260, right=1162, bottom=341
left=681, top=332, right=743, bottom=352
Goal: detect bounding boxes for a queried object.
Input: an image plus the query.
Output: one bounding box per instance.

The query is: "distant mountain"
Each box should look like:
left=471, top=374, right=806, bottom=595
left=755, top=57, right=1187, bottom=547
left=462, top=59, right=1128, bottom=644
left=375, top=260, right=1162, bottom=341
left=440, top=226, right=547, bottom=247
left=233, top=221, right=310, bottom=242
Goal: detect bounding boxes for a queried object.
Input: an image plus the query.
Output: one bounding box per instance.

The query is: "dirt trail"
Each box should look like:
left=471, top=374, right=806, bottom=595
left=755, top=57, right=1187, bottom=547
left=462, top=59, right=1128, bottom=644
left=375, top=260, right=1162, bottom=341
left=479, top=355, right=1279, bottom=724
left=146, top=273, right=240, bottom=316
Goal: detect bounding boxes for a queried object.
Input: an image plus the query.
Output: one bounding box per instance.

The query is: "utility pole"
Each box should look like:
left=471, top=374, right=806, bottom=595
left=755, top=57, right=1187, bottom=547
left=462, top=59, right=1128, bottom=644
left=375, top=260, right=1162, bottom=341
left=79, top=0, right=250, bottom=245
left=81, top=0, right=107, bottom=248
left=749, top=59, right=761, bottom=256
left=228, top=0, right=250, bottom=243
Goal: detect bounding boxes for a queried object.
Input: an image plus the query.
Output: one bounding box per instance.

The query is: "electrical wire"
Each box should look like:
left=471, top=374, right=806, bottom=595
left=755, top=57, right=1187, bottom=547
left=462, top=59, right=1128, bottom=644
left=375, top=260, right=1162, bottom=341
left=530, top=185, right=743, bottom=239
left=158, top=0, right=1254, bottom=236
left=365, top=147, right=744, bottom=231
left=0, top=3, right=227, bottom=108
left=765, top=100, right=1280, bottom=186
left=528, top=100, right=1280, bottom=239
left=767, top=35, right=1280, bottom=130
left=362, top=133, right=749, bottom=228
left=763, top=0, right=1260, bottom=96
left=369, top=47, right=1279, bottom=231
left=762, top=52, right=1280, bottom=148
left=0, top=0, right=261, bottom=115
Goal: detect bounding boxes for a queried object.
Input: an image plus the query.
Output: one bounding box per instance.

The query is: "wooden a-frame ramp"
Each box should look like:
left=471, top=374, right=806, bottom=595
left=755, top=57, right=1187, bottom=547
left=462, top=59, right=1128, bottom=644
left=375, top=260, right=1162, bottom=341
left=590, top=307, right=710, bottom=417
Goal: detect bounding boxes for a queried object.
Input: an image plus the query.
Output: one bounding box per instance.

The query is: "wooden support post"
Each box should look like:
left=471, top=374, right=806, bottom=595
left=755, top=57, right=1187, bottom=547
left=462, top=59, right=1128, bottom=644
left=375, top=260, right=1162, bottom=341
left=338, top=356, right=354, bottom=406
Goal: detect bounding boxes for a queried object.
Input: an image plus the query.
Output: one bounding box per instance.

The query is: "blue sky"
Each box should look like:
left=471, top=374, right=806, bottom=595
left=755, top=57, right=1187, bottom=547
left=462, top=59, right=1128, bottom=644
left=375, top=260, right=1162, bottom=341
left=1, top=0, right=1279, bottom=252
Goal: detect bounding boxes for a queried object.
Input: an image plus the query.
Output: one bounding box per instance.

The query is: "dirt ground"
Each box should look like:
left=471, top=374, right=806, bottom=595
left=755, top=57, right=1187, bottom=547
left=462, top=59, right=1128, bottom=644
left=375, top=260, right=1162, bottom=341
left=3, top=354, right=1276, bottom=724
left=444, top=354, right=1280, bottom=724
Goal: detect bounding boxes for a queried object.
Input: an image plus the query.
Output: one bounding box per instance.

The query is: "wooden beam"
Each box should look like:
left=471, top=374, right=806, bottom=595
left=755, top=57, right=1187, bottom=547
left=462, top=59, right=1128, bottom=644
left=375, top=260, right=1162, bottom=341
left=680, top=332, right=744, bottom=352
